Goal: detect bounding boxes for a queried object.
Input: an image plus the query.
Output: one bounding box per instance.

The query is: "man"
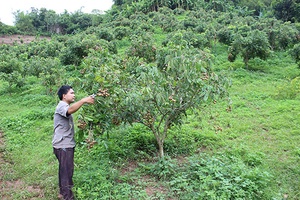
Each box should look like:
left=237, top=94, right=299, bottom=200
left=52, top=85, right=94, bottom=200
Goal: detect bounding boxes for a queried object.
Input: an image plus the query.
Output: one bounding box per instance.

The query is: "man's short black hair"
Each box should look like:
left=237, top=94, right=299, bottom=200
left=57, top=85, right=72, bottom=100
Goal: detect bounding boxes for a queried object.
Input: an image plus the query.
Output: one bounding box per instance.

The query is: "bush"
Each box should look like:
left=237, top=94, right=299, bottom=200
left=170, top=154, right=271, bottom=199
left=150, top=12, right=180, bottom=32
left=27, top=38, right=63, bottom=58
left=95, top=28, right=114, bottom=41
left=113, top=26, right=131, bottom=40
left=182, top=16, right=198, bottom=29
left=229, top=30, right=270, bottom=68
left=217, top=27, right=234, bottom=45
left=0, top=23, right=18, bottom=35
left=59, top=34, right=116, bottom=66
left=162, top=30, right=210, bottom=49
left=276, top=77, right=300, bottom=99
left=78, top=124, right=158, bottom=162
left=126, top=32, right=156, bottom=63
left=143, top=156, right=176, bottom=181
left=290, top=43, right=300, bottom=67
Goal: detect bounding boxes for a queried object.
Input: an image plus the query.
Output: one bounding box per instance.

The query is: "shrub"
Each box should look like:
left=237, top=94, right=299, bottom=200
left=275, top=77, right=300, bottom=99
left=95, top=28, right=114, bottom=41
left=0, top=23, right=18, bottom=34
left=113, top=26, right=131, bottom=40
left=147, top=156, right=176, bottom=181
left=162, top=30, right=210, bottom=49
left=126, top=32, right=156, bottom=63
left=228, top=30, right=270, bottom=68
left=290, top=43, right=300, bottom=67
left=59, top=34, right=116, bottom=66
left=170, top=154, right=271, bottom=199
left=217, top=27, right=234, bottom=45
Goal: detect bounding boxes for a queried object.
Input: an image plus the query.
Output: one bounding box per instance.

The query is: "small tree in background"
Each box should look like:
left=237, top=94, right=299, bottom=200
left=126, top=32, right=156, bottom=63
left=228, top=29, right=270, bottom=68
left=290, top=43, right=300, bottom=68
left=14, top=11, right=36, bottom=33
left=0, top=54, right=24, bottom=93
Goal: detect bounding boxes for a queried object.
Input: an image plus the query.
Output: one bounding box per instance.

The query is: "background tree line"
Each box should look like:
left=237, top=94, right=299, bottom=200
left=1, top=0, right=300, bottom=35
left=0, top=7, right=104, bottom=35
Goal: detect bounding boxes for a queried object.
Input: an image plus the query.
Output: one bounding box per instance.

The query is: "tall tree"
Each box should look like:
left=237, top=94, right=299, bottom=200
left=274, top=0, right=300, bottom=22
left=14, top=10, right=35, bottom=33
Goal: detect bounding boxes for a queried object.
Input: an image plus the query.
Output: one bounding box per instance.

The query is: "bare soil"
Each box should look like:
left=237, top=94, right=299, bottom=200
left=120, top=160, right=171, bottom=198
left=0, top=35, right=50, bottom=45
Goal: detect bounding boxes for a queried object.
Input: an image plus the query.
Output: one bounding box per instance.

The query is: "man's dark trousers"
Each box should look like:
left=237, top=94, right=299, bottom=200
left=54, top=147, right=74, bottom=200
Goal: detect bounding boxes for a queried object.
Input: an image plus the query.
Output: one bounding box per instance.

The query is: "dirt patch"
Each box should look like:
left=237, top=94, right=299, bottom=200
left=120, top=160, right=138, bottom=175
left=120, top=160, right=171, bottom=199
left=0, top=131, right=44, bottom=199
left=0, top=35, right=50, bottom=45
left=142, top=174, right=169, bottom=197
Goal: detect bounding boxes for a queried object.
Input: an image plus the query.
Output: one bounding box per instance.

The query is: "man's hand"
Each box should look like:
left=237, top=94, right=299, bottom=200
left=67, top=96, right=94, bottom=115
left=82, top=96, right=95, bottom=104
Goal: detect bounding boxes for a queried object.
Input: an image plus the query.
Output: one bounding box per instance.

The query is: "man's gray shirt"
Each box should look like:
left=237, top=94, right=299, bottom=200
left=52, top=101, right=75, bottom=148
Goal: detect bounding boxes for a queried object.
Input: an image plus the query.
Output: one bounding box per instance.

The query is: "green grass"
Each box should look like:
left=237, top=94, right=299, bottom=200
left=200, top=50, right=300, bottom=198
left=0, top=45, right=300, bottom=199
left=0, top=85, right=58, bottom=199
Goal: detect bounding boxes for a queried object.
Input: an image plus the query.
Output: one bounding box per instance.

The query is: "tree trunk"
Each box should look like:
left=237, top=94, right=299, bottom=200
left=151, top=125, right=165, bottom=158
left=157, top=139, right=164, bottom=158
left=244, top=56, right=249, bottom=69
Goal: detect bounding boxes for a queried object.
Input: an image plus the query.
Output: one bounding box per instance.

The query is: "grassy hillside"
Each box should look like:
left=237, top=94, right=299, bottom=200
left=0, top=41, right=299, bottom=199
